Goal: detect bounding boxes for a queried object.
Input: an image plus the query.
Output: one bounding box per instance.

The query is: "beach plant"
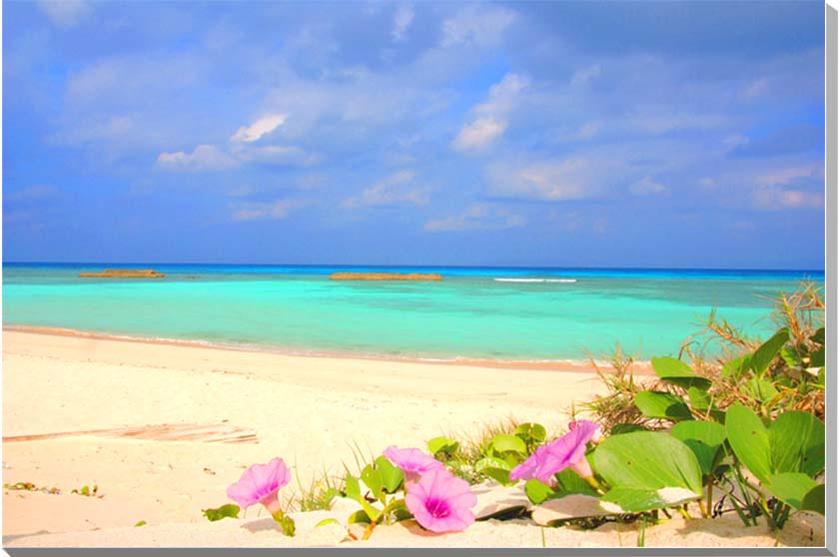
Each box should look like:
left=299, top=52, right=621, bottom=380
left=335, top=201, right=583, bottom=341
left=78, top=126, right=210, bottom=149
left=722, top=404, right=825, bottom=529
left=427, top=420, right=549, bottom=485
left=339, top=454, right=410, bottom=539
left=202, top=504, right=240, bottom=522
left=4, top=482, right=61, bottom=495
left=334, top=447, right=478, bottom=539
left=226, top=458, right=296, bottom=536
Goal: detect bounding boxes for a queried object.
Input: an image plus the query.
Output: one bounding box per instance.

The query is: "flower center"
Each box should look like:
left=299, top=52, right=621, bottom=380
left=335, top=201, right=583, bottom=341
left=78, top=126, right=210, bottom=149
left=424, top=497, right=451, bottom=519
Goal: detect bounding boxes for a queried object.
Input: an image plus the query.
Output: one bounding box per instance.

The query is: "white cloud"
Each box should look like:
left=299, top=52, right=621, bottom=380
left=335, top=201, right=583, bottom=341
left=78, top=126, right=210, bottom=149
left=441, top=5, right=516, bottom=48
left=230, top=114, right=287, bottom=143
left=475, top=73, right=529, bottom=115
left=230, top=199, right=296, bottom=222
left=485, top=158, right=593, bottom=201
left=752, top=164, right=823, bottom=210
left=343, top=170, right=428, bottom=208
left=756, top=164, right=822, bottom=187
left=452, top=118, right=507, bottom=152
left=425, top=203, right=526, bottom=232
left=571, top=64, right=601, bottom=86
left=741, top=77, right=770, bottom=99
left=753, top=187, right=822, bottom=210
left=629, top=176, right=668, bottom=196
left=37, top=0, right=90, bottom=28
left=392, top=5, right=415, bottom=41
left=156, top=144, right=237, bottom=171
left=453, top=73, right=528, bottom=152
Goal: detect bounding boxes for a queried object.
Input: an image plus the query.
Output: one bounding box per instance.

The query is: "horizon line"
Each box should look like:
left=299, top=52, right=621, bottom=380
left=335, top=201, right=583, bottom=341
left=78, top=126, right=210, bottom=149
left=1, top=261, right=826, bottom=274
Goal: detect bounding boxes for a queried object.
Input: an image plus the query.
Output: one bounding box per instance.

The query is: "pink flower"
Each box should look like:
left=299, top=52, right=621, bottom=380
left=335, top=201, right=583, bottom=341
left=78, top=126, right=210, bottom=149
left=383, top=446, right=444, bottom=483
left=405, top=469, right=477, bottom=533
left=510, top=420, right=601, bottom=485
left=226, top=457, right=291, bottom=515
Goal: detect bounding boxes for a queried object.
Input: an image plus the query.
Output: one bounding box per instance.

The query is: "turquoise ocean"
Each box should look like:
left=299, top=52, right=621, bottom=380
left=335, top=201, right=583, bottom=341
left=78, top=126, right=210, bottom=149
left=1, top=263, right=824, bottom=362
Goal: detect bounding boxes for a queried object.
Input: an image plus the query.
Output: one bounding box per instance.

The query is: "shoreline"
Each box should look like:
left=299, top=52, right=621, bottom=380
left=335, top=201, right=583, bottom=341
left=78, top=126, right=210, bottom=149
left=3, top=324, right=652, bottom=374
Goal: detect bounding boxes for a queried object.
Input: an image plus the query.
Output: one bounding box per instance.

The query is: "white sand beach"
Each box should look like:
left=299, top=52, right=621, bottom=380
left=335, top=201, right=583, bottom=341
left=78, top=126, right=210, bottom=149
left=1, top=330, right=824, bottom=548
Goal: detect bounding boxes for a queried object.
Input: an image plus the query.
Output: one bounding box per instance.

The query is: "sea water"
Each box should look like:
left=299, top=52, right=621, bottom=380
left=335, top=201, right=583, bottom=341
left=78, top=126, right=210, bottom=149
left=1, top=263, right=823, bottom=361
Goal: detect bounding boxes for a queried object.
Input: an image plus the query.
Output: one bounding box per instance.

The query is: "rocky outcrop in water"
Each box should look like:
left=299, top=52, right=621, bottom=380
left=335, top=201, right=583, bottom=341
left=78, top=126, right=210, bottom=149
left=79, top=269, right=166, bottom=279
left=330, top=272, right=443, bottom=282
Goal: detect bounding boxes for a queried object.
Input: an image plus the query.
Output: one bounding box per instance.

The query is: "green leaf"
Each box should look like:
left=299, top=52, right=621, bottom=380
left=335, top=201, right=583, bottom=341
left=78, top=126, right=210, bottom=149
left=515, top=423, right=547, bottom=444
left=347, top=509, right=371, bottom=524
left=725, top=404, right=772, bottom=484
left=524, top=479, right=553, bottom=505
left=358, top=498, right=383, bottom=522
left=553, top=467, right=598, bottom=497
left=811, top=327, right=825, bottom=345
left=779, top=346, right=801, bottom=368
left=592, top=431, right=702, bottom=494
left=751, top=328, right=789, bottom=375
left=483, top=467, right=513, bottom=486
left=134, top=520, right=146, bottom=527
left=360, top=464, right=383, bottom=498
left=315, top=518, right=341, bottom=528
left=810, top=347, right=825, bottom=368
left=634, top=391, right=692, bottom=421
left=475, top=456, right=510, bottom=472
left=491, top=434, right=527, bottom=455
left=650, top=357, right=711, bottom=390
left=766, top=473, right=818, bottom=510
left=610, top=423, right=646, bottom=435
left=427, top=436, right=459, bottom=457
left=686, top=387, right=713, bottom=413
left=344, top=474, right=361, bottom=501
left=374, top=456, right=404, bottom=493
left=801, top=484, right=825, bottom=515
left=768, top=411, right=825, bottom=476
left=745, top=377, right=779, bottom=403
left=202, top=504, right=240, bottom=522
left=722, top=354, right=752, bottom=379
left=671, top=421, right=726, bottom=475
left=601, top=487, right=700, bottom=513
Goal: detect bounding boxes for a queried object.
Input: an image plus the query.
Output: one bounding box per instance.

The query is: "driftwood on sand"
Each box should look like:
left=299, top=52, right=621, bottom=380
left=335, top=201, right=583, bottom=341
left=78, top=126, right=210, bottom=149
left=3, top=423, right=257, bottom=444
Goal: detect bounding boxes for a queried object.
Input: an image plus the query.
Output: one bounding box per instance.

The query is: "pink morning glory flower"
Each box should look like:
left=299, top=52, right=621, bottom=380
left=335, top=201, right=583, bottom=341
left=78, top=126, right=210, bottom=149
left=405, top=468, right=477, bottom=533
left=383, top=446, right=445, bottom=483
left=510, top=420, right=601, bottom=485
left=226, top=458, right=295, bottom=535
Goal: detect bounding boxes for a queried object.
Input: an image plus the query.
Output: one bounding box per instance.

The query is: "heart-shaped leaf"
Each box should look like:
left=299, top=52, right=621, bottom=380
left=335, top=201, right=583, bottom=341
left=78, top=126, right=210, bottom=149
left=801, top=484, right=825, bottom=515
left=751, top=328, right=789, bottom=375
left=671, top=420, right=726, bottom=475
left=491, top=434, right=527, bottom=455
left=427, top=436, right=459, bottom=457
left=600, top=487, right=700, bottom=513
left=593, top=431, right=702, bottom=494
left=768, top=411, right=824, bottom=476
left=766, top=473, right=818, bottom=510
left=374, top=456, right=404, bottom=493
left=651, top=357, right=711, bottom=390
left=635, top=391, right=692, bottom=421
left=725, top=404, right=772, bottom=484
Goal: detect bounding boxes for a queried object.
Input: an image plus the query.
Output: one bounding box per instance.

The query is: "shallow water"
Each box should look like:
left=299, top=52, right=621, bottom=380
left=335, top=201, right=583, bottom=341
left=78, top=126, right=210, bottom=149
left=2, top=263, right=823, bottom=361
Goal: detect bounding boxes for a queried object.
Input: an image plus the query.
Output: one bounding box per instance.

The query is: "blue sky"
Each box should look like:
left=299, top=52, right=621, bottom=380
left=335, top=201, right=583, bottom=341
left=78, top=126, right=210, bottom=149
left=3, top=1, right=825, bottom=269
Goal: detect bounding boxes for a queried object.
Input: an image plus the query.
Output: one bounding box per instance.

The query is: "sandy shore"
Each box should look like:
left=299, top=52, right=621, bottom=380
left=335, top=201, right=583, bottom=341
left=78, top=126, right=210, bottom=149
left=1, top=330, right=823, bottom=548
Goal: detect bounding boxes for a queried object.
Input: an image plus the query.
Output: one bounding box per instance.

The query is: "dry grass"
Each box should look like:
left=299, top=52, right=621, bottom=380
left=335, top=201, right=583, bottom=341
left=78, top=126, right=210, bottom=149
left=580, top=347, right=657, bottom=432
